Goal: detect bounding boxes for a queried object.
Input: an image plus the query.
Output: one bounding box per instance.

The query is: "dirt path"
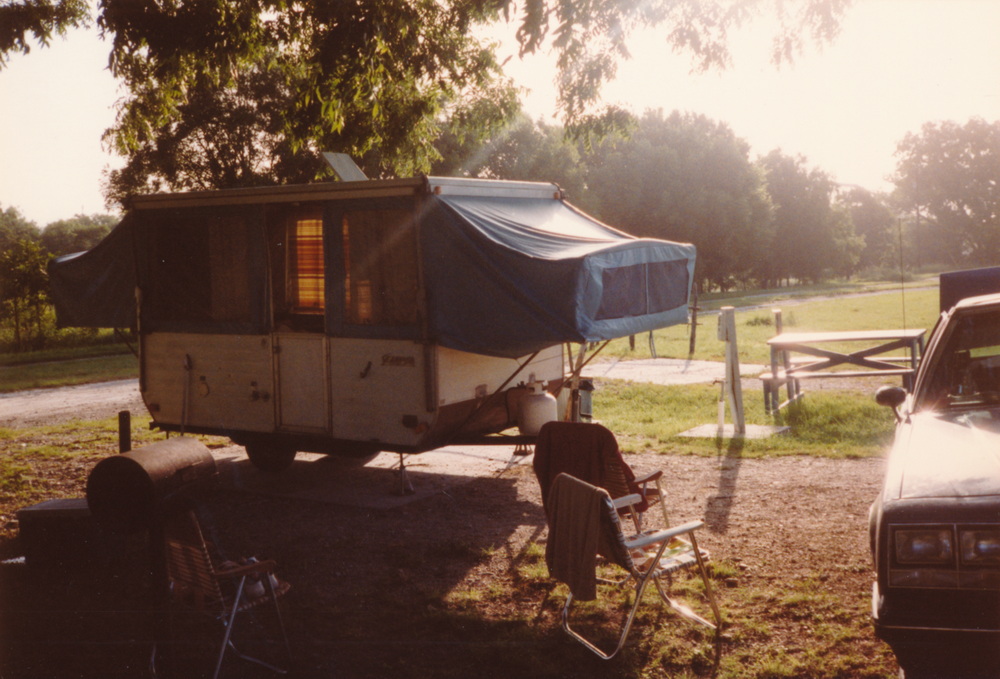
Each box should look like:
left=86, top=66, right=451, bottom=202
left=0, top=379, right=144, bottom=428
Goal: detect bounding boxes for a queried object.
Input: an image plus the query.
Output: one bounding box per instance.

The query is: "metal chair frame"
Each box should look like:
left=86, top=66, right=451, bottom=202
left=554, top=479, right=722, bottom=660
left=159, top=510, right=292, bottom=679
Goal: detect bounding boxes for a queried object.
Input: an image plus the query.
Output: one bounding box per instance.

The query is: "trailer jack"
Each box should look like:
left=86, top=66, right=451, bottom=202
left=394, top=452, right=415, bottom=496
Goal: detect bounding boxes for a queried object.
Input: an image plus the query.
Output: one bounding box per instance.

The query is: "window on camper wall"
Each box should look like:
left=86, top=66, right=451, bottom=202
left=267, top=205, right=326, bottom=332
left=144, top=209, right=263, bottom=332
left=341, top=208, right=419, bottom=328
left=291, top=214, right=325, bottom=313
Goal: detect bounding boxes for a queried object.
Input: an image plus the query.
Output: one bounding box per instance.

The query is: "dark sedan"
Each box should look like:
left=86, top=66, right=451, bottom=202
left=872, top=291, right=1000, bottom=677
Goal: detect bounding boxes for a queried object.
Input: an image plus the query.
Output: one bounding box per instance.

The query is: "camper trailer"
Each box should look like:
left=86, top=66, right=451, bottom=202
left=50, top=174, right=695, bottom=472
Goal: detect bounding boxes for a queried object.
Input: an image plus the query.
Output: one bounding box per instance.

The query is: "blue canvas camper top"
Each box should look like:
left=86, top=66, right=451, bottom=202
left=49, top=176, right=695, bottom=357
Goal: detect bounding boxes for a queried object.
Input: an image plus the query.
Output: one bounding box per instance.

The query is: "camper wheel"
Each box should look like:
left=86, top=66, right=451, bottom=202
left=244, top=439, right=297, bottom=473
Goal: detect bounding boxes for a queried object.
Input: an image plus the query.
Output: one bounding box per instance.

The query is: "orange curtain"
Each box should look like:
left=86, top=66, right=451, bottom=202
left=293, top=218, right=324, bottom=311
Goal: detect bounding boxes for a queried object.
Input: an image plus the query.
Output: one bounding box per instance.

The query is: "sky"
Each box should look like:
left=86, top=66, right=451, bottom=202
left=1, top=0, right=999, bottom=227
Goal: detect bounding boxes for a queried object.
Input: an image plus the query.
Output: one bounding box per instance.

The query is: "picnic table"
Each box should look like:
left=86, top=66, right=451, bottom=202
left=762, top=328, right=926, bottom=413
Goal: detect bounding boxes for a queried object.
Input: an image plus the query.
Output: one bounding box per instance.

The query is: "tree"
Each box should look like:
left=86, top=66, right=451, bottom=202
left=431, top=114, right=590, bottom=206
left=102, top=42, right=521, bottom=202
left=506, top=0, right=850, bottom=137
left=0, top=204, right=40, bottom=252
left=0, top=238, right=50, bottom=350
left=2, top=0, right=850, bottom=201
left=839, top=187, right=897, bottom=270
left=583, top=110, right=773, bottom=291
left=40, top=213, right=118, bottom=257
left=0, top=0, right=88, bottom=66
left=759, top=150, right=861, bottom=284
left=100, top=0, right=520, bottom=201
left=893, top=118, right=1000, bottom=266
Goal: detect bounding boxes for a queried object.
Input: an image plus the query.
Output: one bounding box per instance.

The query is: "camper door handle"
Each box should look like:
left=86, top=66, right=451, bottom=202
left=360, top=361, right=372, bottom=379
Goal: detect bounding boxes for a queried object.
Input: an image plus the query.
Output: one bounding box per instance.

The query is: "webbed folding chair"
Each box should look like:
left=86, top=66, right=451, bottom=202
left=160, top=510, right=291, bottom=679
left=544, top=473, right=721, bottom=659
left=534, top=421, right=670, bottom=532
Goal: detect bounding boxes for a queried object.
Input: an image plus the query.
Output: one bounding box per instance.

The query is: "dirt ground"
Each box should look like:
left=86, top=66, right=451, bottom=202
left=0, top=376, right=898, bottom=678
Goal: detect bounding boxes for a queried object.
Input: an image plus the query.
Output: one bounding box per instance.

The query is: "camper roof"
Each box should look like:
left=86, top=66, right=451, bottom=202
left=129, top=176, right=563, bottom=211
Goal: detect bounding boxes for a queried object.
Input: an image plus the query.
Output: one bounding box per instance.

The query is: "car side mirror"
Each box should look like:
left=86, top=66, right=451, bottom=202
left=875, top=385, right=907, bottom=422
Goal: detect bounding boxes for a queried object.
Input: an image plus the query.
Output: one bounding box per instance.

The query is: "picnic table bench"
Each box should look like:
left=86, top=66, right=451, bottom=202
left=762, top=328, right=926, bottom=413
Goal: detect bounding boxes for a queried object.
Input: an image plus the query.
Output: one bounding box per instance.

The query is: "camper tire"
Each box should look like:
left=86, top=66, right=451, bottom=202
left=245, top=439, right=297, bottom=473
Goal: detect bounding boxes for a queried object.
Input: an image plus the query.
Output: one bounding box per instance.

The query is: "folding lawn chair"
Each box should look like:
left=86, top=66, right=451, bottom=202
left=533, top=420, right=670, bottom=532
left=159, top=510, right=292, bottom=679
left=544, top=473, right=721, bottom=659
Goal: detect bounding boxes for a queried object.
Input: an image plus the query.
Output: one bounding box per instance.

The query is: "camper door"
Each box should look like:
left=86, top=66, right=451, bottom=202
left=269, top=205, right=330, bottom=432
left=267, top=199, right=427, bottom=445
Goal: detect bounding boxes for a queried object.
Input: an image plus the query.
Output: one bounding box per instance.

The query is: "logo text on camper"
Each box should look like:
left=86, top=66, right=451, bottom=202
left=382, top=354, right=416, bottom=367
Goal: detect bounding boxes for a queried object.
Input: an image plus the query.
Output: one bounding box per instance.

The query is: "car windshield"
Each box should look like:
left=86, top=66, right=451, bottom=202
left=922, top=308, right=1000, bottom=409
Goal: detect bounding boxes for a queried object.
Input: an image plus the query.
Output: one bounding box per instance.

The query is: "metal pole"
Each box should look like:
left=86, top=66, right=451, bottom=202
left=118, top=410, right=132, bottom=453
left=689, top=286, right=699, bottom=356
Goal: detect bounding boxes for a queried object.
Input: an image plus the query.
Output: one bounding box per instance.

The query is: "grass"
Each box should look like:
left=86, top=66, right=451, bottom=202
left=600, top=286, right=941, bottom=364
left=594, top=380, right=896, bottom=459
left=0, top=352, right=138, bottom=392
left=0, top=341, right=133, bottom=367
left=693, top=273, right=938, bottom=311
left=500, top=541, right=894, bottom=679
left=0, top=414, right=227, bottom=532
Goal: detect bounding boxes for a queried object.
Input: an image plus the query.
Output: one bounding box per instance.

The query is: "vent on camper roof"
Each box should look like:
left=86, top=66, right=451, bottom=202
left=323, top=152, right=368, bottom=182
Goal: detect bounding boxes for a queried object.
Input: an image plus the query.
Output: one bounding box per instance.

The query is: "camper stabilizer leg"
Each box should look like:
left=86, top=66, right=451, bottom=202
left=395, top=452, right=415, bottom=496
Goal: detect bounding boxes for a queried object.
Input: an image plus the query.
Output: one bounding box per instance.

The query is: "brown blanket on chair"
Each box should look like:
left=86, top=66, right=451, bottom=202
left=533, top=421, right=647, bottom=513
left=544, top=473, right=607, bottom=601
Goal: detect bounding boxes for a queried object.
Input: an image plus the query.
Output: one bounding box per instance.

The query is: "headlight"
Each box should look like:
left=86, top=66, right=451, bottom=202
left=894, top=527, right=954, bottom=565
left=960, top=528, right=1000, bottom=566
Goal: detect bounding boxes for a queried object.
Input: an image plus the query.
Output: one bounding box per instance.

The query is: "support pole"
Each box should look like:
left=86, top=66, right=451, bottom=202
left=773, top=308, right=797, bottom=404
left=118, top=410, right=131, bottom=453
left=717, top=307, right=746, bottom=436
left=563, top=343, right=588, bottom=422
left=689, top=286, right=699, bottom=356
left=395, top=452, right=415, bottom=496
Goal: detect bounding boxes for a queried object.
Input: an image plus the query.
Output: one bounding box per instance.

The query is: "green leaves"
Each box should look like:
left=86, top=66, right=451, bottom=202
left=99, top=0, right=520, bottom=198
left=4, top=0, right=852, bottom=202
left=584, top=111, right=773, bottom=291
left=0, top=237, right=50, bottom=351
left=0, top=0, right=89, bottom=67
left=893, top=118, right=1000, bottom=266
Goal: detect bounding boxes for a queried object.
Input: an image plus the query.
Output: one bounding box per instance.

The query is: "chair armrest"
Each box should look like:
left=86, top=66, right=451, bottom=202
left=214, top=559, right=278, bottom=580
left=633, top=469, right=663, bottom=485
left=624, top=520, right=704, bottom=549
left=612, top=493, right=644, bottom=510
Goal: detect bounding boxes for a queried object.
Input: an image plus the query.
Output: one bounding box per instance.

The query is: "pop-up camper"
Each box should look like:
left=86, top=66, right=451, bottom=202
left=50, top=174, right=695, bottom=472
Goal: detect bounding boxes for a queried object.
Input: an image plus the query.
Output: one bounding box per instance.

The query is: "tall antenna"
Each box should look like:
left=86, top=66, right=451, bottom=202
left=898, top=217, right=907, bottom=330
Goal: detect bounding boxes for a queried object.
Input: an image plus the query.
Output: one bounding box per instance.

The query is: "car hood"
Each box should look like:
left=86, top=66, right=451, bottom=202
left=899, top=410, right=1000, bottom=499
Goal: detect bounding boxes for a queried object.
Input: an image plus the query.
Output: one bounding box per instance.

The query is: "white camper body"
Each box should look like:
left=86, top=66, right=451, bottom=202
left=142, top=331, right=563, bottom=465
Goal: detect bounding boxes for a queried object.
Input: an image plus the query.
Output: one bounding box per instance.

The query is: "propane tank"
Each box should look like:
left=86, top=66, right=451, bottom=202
left=519, top=380, right=558, bottom=436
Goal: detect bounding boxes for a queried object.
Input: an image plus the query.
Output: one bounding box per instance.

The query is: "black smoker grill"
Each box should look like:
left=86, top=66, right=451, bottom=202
left=86, top=437, right=217, bottom=534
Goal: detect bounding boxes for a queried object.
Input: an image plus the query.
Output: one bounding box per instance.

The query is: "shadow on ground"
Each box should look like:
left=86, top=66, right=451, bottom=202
left=0, top=452, right=700, bottom=679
